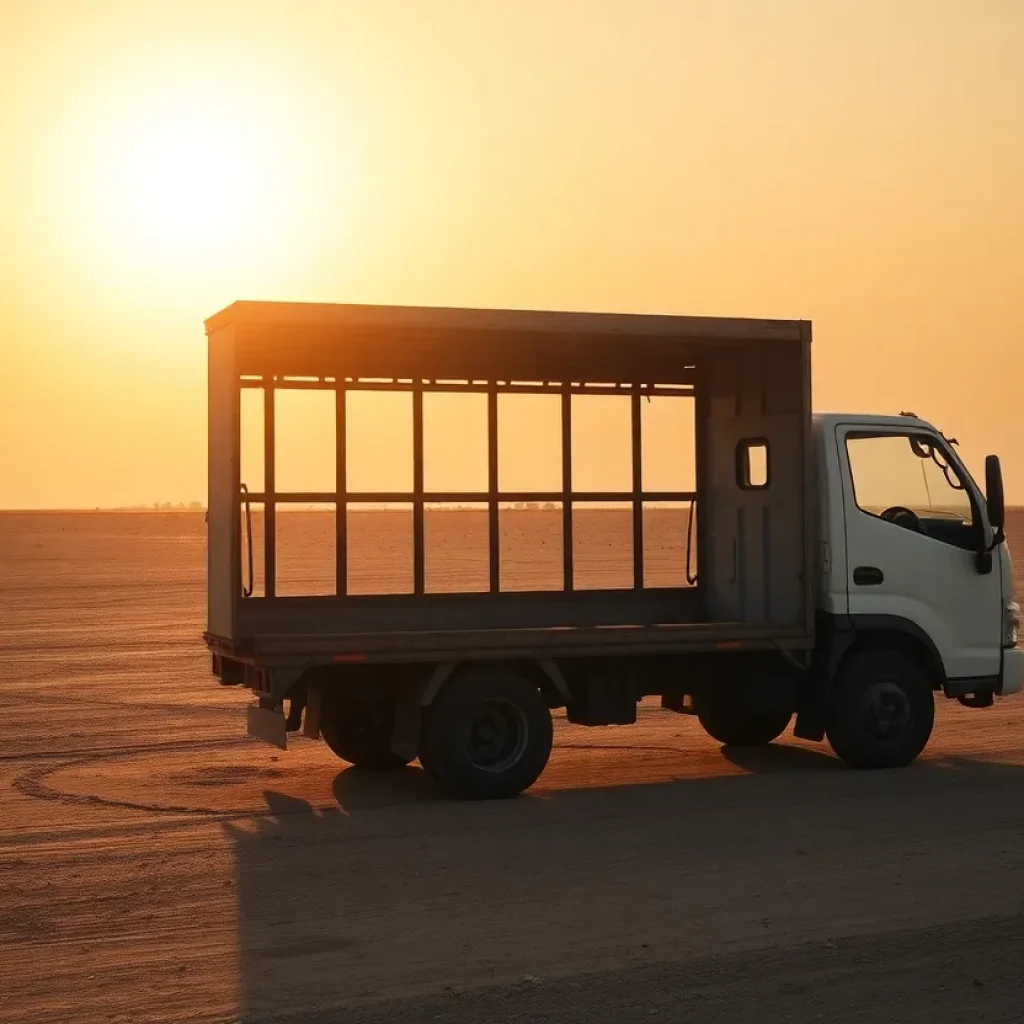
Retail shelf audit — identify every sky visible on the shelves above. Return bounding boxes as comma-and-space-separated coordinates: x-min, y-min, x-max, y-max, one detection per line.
1, 0, 1022, 508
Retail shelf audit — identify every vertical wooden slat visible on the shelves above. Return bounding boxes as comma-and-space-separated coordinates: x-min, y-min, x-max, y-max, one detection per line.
631, 387, 643, 590
561, 385, 573, 591
488, 384, 500, 592
412, 385, 425, 594
335, 385, 347, 596
263, 379, 276, 598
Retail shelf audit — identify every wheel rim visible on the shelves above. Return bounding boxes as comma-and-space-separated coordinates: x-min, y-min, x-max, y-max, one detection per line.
859, 682, 912, 744
467, 698, 529, 773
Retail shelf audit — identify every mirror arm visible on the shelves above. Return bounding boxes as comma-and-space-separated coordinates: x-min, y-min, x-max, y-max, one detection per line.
976, 525, 1005, 575
983, 526, 1006, 554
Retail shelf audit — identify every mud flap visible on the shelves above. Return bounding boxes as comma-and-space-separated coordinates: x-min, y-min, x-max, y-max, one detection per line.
247, 705, 287, 750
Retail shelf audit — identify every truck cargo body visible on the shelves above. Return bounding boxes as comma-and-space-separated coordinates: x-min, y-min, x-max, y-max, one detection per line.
205, 301, 813, 676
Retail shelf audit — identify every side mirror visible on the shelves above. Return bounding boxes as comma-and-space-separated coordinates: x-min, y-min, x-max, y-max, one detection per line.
985, 455, 1006, 532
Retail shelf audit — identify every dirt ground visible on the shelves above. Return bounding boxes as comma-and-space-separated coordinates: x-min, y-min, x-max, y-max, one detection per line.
2, 511, 1023, 1024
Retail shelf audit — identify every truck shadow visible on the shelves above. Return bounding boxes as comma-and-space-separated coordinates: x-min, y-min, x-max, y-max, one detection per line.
224, 746, 1024, 1022
331, 763, 443, 809
324, 737, 843, 812
719, 741, 844, 774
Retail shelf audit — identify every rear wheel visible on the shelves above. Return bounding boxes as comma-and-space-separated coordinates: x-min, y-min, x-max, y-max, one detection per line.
420, 666, 553, 800
826, 649, 934, 769
694, 679, 793, 747
320, 694, 412, 770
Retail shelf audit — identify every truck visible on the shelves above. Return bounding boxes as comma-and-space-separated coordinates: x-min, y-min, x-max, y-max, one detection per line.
203, 300, 1022, 799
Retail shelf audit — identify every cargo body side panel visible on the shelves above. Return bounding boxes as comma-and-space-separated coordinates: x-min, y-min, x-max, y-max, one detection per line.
700, 343, 809, 629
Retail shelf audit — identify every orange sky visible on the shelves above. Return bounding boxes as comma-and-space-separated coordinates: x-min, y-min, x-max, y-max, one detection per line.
1, 0, 1022, 508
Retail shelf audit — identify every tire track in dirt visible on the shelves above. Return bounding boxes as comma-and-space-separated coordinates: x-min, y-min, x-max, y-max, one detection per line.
11, 741, 274, 817
10, 734, 688, 817
0, 689, 240, 717
1, 731, 247, 760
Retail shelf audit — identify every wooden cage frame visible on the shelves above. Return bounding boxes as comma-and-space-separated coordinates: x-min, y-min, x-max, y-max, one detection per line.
239, 376, 698, 599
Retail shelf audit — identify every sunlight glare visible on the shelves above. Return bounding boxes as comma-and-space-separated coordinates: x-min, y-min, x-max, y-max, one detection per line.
115, 103, 260, 249
55, 56, 340, 302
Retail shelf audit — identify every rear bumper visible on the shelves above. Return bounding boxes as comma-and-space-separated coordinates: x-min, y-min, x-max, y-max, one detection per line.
205, 633, 260, 687
1001, 648, 1024, 696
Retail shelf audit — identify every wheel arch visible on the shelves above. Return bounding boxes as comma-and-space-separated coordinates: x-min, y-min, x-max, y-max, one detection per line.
842, 615, 947, 692
422, 658, 570, 709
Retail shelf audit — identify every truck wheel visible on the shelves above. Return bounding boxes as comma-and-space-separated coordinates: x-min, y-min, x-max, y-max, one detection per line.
320, 695, 412, 771
694, 685, 793, 747
826, 649, 934, 769
419, 666, 553, 800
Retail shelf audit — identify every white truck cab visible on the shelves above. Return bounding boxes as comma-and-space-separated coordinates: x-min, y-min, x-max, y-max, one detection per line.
814, 412, 1023, 703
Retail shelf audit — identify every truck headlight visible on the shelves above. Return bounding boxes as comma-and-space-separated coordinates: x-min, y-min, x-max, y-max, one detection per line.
1003, 600, 1020, 648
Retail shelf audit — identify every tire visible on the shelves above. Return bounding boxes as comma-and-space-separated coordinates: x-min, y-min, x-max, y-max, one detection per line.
320, 694, 412, 771
826, 649, 935, 769
694, 678, 793, 747
419, 666, 553, 800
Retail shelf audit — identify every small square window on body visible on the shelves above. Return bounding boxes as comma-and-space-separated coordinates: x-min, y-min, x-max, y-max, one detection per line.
737, 439, 770, 489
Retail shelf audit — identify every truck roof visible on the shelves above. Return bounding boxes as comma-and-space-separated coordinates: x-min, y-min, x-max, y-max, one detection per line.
206, 300, 806, 340
205, 301, 810, 383
813, 412, 933, 432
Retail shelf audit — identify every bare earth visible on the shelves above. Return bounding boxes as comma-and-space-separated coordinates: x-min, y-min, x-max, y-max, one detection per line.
2, 511, 1024, 1024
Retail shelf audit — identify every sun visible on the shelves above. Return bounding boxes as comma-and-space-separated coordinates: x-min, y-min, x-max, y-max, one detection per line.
54, 55, 330, 298
112, 99, 265, 250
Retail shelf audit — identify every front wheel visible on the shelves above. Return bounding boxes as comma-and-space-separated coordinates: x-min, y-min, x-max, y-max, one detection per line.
419, 666, 553, 800
826, 649, 935, 769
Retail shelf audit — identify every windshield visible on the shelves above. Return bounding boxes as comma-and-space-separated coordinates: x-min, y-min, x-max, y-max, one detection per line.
845, 432, 973, 523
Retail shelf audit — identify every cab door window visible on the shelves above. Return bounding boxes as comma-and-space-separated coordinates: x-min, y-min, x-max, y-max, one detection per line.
845, 432, 979, 551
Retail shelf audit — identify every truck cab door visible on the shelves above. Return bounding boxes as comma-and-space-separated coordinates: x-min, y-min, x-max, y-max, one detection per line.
836, 424, 1001, 683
